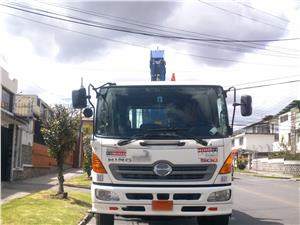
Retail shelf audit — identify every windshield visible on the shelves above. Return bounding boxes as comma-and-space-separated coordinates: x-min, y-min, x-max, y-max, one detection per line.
95, 85, 230, 139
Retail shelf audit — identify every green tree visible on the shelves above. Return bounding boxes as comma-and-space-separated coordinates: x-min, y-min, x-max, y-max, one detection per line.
83, 133, 92, 177
41, 105, 80, 198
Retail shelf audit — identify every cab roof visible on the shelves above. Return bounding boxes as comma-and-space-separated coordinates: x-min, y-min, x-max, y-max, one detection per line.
104, 81, 224, 88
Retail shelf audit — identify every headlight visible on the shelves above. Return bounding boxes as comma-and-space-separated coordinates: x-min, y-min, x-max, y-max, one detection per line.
207, 189, 231, 202
95, 189, 120, 201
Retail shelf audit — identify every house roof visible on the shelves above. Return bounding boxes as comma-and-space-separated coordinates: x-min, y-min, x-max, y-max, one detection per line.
276, 100, 300, 116
233, 115, 275, 135
1, 108, 28, 125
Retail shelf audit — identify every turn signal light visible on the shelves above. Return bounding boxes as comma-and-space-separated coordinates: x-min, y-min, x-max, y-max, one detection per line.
92, 152, 107, 174
219, 153, 233, 174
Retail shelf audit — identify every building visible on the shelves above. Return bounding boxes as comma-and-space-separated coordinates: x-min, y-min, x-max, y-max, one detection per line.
13, 95, 75, 180
232, 116, 277, 169
1, 64, 28, 181
273, 100, 300, 153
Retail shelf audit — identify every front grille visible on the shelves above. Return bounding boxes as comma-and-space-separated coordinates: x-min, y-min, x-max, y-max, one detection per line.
126, 193, 153, 200
181, 206, 206, 212
110, 163, 216, 182
125, 193, 202, 201
157, 193, 169, 200
122, 206, 145, 212
173, 193, 201, 200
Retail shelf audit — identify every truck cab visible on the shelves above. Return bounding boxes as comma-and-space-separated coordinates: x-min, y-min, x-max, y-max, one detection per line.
72, 82, 252, 225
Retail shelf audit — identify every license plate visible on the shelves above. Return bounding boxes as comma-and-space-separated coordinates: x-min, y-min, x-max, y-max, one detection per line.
152, 200, 173, 211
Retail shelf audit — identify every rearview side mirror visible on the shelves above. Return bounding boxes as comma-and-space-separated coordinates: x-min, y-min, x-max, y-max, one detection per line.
72, 88, 87, 109
241, 95, 252, 116
83, 108, 93, 118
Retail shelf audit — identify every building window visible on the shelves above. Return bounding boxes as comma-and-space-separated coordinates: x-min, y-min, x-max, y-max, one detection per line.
231, 139, 235, 146
280, 114, 288, 123
1, 88, 14, 112
40, 104, 48, 121
239, 137, 244, 145
13, 126, 23, 169
296, 130, 300, 144
34, 120, 45, 145
37, 98, 41, 106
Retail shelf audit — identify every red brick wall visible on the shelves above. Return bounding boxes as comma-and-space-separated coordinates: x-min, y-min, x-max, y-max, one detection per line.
32, 143, 74, 168
64, 150, 74, 165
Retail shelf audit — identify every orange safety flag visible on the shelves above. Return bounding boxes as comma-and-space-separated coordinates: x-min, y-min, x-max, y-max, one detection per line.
171, 73, 176, 81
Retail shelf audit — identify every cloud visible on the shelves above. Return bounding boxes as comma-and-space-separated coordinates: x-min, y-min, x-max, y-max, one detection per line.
3, 1, 179, 62
3, 1, 292, 66
166, 1, 290, 67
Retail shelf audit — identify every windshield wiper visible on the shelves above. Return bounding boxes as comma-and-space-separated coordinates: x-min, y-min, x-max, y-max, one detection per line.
117, 133, 158, 146
118, 127, 207, 146
117, 132, 185, 146
143, 127, 208, 146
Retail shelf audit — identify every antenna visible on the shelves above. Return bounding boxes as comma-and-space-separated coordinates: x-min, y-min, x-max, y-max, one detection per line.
80, 77, 83, 88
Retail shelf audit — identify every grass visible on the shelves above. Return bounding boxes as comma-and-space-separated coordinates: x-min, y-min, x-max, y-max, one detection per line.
64, 174, 91, 189
253, 175, 290, 179
1, 190, 91, 225
234, 167, 254, 174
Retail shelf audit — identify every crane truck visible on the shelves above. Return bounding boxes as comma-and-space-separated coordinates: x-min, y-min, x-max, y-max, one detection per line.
72, 51, 252, 225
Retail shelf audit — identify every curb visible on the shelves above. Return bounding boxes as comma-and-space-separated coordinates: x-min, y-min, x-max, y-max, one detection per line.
235, 171, 299, 181
64, 184, 91, 189
78, 212, 93, 225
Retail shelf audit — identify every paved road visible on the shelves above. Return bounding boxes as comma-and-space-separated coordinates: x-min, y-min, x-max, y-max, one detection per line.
87, 174, 299, 225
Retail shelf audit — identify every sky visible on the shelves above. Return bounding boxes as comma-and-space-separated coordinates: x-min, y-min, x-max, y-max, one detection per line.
0, 0, 300, 127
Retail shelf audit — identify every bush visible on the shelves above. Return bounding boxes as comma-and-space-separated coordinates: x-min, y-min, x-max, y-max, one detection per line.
83, 135, 92, 177
237, 161, 247, 170
237, 157, 248, 170
269, 152, 300, 160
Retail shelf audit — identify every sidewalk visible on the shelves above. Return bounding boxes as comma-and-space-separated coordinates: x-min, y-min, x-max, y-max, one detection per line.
235, 169, 299, 180
1, 168, 84, 203
249, 170, 294, 178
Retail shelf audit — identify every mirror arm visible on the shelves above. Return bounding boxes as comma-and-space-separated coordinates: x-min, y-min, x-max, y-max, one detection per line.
226, 86, 238, 129
87, 84, 96, 140
87, 84, 95, 110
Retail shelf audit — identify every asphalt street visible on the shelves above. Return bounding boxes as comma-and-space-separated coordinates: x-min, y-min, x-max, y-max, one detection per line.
87, 174, 299, 225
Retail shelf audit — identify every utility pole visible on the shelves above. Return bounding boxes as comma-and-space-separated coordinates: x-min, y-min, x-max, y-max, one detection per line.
74, 77, 84, 168
78, 77, 84, 167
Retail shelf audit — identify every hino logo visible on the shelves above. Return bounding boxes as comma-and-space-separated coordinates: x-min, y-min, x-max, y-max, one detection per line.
153, 162, 172, 176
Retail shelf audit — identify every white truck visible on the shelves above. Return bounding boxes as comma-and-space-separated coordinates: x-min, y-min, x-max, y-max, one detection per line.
72, 82, 252, 225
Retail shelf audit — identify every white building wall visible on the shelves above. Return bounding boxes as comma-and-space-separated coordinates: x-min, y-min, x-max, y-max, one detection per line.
1, 67, 18, 94
278, 112, 291, 149
232, 133, 274, 153
245, 134, 274, 152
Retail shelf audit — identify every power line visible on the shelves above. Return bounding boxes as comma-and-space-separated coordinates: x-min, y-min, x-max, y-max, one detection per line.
44, 1, 300, 55
2, 11, 299, 69
0, 11, 148, 49
236, 79, 300, 90
230, 74, 300, 87
234, 1, 289, 23
198, 0, 287, 31
169, 50, 300, 67
1, 9, 299, 67
2, 3, 300, 43
6, 1, 300, 59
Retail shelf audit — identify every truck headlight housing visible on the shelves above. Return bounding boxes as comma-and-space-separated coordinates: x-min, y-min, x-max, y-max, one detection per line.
207, 189, 231, 202
95, 189, 120, 201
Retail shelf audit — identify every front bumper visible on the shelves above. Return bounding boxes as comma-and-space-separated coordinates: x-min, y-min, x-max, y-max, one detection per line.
91, 183, 232, 216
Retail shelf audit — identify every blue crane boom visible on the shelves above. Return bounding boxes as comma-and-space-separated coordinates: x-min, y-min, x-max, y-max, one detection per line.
150, 50, 166, 81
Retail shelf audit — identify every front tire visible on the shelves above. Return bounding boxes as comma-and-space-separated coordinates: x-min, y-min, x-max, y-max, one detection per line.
197, 215, 229, 225
95, 214, 114, 225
